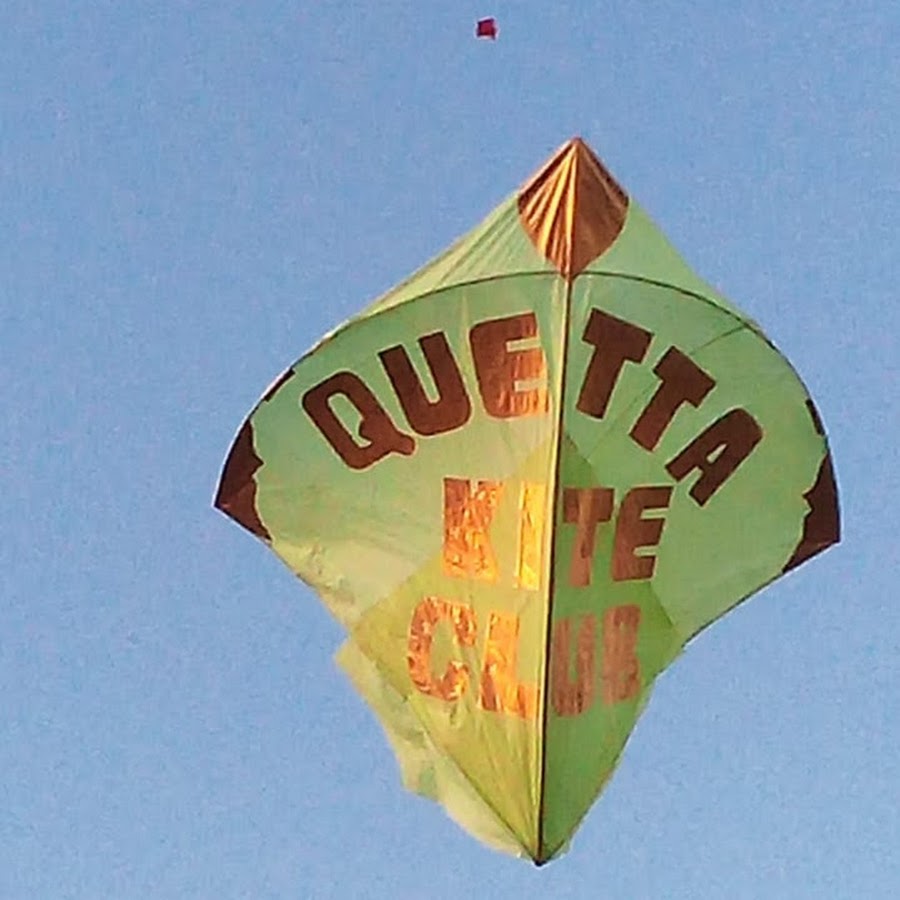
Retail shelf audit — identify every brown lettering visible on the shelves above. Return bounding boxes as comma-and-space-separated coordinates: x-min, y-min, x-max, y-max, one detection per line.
629, 348, 715, 451
470, 312, 548, 418
666, 409, 763, 505
563, 487, 614, 587
379, 332, 471, 436
550, 615, 597, 716
612, 486, 672, 581
601, 604, 641, 705
576, 309, 651, 419
302, 372, 415, 469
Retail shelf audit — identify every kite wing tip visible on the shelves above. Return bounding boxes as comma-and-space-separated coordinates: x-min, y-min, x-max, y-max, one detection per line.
214, 419, 271, 541
782, 451, 840, 573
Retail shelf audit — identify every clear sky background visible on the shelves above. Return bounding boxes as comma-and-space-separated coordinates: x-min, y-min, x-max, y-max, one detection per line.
2, 2, 897, 898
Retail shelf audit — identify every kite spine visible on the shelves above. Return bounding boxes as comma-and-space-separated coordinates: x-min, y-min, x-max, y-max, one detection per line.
534, 275, 575, 865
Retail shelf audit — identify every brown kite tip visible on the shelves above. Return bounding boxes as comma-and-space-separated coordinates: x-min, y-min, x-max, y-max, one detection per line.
783, 453, 840, 573
517, 137, 629, 281
214, 419, 271, 541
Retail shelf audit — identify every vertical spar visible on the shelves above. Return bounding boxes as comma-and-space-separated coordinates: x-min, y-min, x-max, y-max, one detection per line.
515, 139, 630, 863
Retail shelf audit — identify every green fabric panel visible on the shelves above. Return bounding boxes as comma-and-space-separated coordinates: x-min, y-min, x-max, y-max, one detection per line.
336, 638, 528, 858
352, 196, 553, 318
537, 273, 828, 857
539, 437, 682, 858
588, 202, 759, 328
350, 539, 547, 854
566, 275, 826, 638
250, 275, 560, 627
247, 275, 568, 856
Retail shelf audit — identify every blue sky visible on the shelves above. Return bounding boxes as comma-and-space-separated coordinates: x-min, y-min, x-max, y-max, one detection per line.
2, 2, 898, 897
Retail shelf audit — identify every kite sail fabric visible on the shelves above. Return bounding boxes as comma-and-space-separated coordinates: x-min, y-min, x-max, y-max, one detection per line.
215, 138, 839, 864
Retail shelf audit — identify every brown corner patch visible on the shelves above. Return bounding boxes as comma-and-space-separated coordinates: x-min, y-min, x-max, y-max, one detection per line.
517, 137, 628, 281
214, 419, 271, 541
783, 453, 840, 573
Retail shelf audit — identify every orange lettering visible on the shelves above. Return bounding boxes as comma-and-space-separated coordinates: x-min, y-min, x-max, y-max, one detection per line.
442, 478, 503, 581
479, 611, 538, 719
407, 597, 476, 701
516, 482, 547, 590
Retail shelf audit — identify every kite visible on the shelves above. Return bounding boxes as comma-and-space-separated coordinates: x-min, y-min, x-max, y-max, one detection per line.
476, 17, 498, 39
214, 137, 840, 864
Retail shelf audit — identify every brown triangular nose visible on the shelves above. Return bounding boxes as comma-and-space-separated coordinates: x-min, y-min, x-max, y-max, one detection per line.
517, 137, 629, 281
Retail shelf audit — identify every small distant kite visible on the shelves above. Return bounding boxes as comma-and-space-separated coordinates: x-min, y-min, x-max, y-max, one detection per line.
476, 17, 498, 39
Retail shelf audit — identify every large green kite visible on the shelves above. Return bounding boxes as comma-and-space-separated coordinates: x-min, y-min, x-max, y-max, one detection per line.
215, 138, 839, 863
